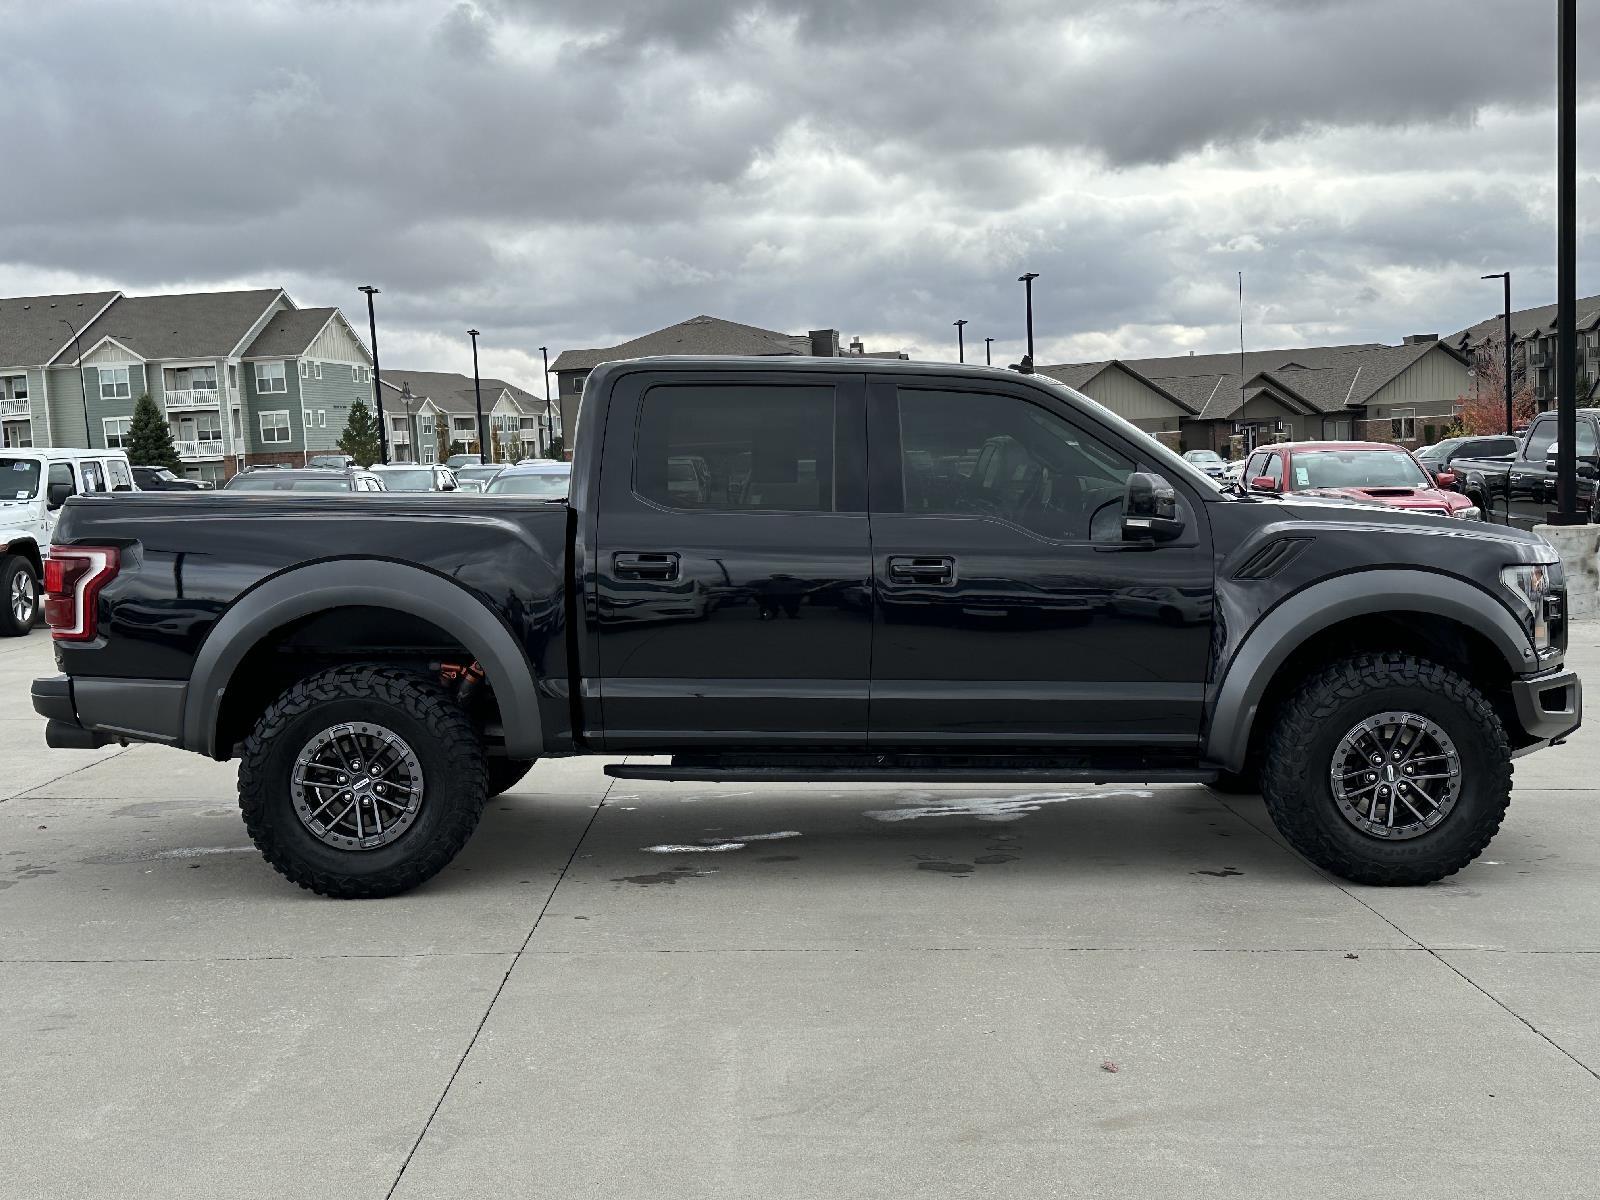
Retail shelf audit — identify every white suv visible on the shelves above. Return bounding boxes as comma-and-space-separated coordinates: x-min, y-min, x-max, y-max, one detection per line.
0, 448, 137, 636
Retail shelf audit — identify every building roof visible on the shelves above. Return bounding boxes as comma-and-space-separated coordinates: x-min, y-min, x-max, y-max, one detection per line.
549, 314, 808, 372
52, 288, 286, 364
378, 368, 545, 415
1447, 292, 1600, 350
1035, 359, 1199, 415
1042, 339, 1461, 421
0, 291, 121, 367
243, 307, 346, 358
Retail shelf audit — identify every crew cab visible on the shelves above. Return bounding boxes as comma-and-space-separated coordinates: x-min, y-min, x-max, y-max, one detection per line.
1450, 409, 1600, 528
1240, 441, 1480, 519
32, 357, 1581, 898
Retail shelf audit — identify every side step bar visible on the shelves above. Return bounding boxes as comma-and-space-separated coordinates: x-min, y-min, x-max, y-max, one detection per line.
606, 765, 1218, 785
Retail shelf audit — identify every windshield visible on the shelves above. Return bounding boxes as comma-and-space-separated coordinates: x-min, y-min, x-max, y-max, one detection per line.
488, 471, 569, 497
0, 457, 42, 500
1292, 449, 1429, 489
377, 469, 436, 491
456, 466, 501, 482
1184, 451, 1224, 465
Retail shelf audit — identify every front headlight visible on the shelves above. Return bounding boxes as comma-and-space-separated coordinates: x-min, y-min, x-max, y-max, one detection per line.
1454, 506, 1481, 520
1500, 564, 1557, 651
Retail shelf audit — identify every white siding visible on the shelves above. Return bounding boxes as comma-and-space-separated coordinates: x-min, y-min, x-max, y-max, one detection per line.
306, 314, 372, 364
1078, 365, 1188, 422
1367, 345, 1469, 415
83, 340, 142, 365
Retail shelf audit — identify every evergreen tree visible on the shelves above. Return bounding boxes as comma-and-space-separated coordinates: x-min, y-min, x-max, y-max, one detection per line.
338, 397, 381, 466
546, 435, 565, 461
126, 393, 182, 472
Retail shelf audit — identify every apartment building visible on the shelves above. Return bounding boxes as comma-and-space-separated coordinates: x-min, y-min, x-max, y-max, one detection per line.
0, 288, 374, 483
1448, 292, 1600, 409
375, 369, 557, 464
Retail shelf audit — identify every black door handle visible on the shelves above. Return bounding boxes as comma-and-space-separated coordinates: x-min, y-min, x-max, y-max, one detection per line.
614, 551, 681, 581
886, 555, 956, 585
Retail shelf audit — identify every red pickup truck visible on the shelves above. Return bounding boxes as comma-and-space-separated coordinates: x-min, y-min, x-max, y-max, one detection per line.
1240, 441, 1480, 519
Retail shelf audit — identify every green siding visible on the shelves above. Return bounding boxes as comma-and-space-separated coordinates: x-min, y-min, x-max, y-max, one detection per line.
46, 367, 90, 446
243, 360, 302, 453
82, 362, 146, 448
295, 359, 370, 456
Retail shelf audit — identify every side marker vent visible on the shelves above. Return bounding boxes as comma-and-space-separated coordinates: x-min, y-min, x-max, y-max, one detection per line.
1233, 538, 1310, 581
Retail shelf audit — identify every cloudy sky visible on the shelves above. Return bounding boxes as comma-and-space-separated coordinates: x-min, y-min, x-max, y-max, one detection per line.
4, 0, 1599, 388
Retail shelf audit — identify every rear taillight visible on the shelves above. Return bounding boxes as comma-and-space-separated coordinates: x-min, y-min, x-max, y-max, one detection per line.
43, 546, 120, 641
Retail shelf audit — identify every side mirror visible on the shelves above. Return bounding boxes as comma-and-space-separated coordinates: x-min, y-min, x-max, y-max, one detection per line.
1123, 472, 1185, 543
1249, 475, 1279, 494
46, 480, 73, 510
1434, 470, 1457, 488
441, 479, 456, 491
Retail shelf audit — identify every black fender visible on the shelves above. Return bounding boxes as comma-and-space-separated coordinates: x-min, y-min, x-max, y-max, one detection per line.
1205, 569, 1535, 771
183, 558, 543, 760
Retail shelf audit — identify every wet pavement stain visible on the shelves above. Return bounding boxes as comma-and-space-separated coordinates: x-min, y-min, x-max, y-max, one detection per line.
612, 867, 714, 886
1194, 867, 1244, 878
916, 861, 975, 876
974, 853, 1019, 865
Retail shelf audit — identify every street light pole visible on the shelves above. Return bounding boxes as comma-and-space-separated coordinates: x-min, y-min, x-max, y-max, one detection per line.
1482, 272, 1514, 436
58, 318, 93, 446
539, 345, 553, 455
1017, 272, 1039, 369
1554, 0, 1580, 523
953, 319, 967, 363
984, 337, 993, 366
468, 329, 487, 463
358, 285, 388, 465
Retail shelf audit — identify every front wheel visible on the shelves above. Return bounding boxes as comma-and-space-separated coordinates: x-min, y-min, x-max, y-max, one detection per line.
1261, 653, 1511, 886
238, 665, 489, 898
0, 555, 38, 637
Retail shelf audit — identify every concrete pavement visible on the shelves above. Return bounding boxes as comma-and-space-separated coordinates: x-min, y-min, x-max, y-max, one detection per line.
1, 631, 1597, 1199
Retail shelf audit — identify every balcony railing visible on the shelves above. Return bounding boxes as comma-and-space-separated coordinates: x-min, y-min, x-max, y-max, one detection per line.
172, 438, 224, 459
166, 388, 223, 409
0, 398, 30, 418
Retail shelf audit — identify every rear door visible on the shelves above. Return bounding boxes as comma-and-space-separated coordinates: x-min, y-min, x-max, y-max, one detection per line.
866, 377, 1214, 748
592, 369, 871, 749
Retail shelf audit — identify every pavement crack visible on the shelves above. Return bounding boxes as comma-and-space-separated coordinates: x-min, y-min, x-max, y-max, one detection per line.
3, 745, 130, 806
1217, 796, 1600, 1085
384, 787, 613, 1199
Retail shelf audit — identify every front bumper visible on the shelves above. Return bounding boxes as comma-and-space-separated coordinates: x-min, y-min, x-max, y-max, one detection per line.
32, 674, 187, 750
1511, 666, 1582, 745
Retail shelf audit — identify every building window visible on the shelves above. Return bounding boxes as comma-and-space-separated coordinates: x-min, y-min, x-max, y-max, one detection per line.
231, 410, 242, 439
303, 408, 313, 429
312, 361, 322, 380
103, 416, 133, 448
256, 362, 287, 394
196, 411, 223, 450
2, 374, 27, 401
318, 410, 327, 428
569, 373, 586, 393
3, 421, 33, 448
300, 361, 310, 379
98, 366, 131, 400
260, 410, 291, 444
228, 364, 238, 393
1390, 408, 1417, 440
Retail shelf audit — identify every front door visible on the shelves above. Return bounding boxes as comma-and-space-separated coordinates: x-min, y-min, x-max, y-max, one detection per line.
867, 379, 1214, 749
592, 370, 871, 749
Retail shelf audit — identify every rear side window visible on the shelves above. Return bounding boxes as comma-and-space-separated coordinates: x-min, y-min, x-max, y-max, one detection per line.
80, 460, 105, 492
106, 459, 133, 491
635, 384, 836, 512
1523, 418, 1556, 462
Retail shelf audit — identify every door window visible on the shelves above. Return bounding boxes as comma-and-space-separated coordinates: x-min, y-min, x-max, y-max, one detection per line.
634, 384, 836, 512
1523, 417, 1556, 462
1577, 422, 1598, 457
106, 459, 133, 491
49, 462, 75, 497
1244, 452, 1269, 481
896, 388, 1134, 542
1263, 454, 1284, 488
80, 460, 106, 492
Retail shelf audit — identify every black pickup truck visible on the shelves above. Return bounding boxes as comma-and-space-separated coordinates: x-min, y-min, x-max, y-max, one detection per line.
1451, 408, 1600, 528
32, 357, 1581, 897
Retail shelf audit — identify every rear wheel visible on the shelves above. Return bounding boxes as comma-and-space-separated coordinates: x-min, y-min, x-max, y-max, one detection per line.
0, 555, 37, 637
238, 665, 488, 898
1261, 653, 1511, 885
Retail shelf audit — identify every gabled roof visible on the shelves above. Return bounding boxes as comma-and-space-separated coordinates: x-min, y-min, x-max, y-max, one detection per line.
0, 291, 121, 367
378, 368, 543, 415
1035, 359, 1199, 415
1448, 292, 1600, 350
550, 314, 808, 372
243, 307, 362, 359
1043, 339, 1465, 419
51, 288, 286, 364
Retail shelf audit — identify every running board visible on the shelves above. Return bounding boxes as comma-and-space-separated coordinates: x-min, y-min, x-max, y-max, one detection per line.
605, 764, 1218, 785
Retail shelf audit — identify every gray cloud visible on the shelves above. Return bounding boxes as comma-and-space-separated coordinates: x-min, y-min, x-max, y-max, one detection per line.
2, 0, 1599, 387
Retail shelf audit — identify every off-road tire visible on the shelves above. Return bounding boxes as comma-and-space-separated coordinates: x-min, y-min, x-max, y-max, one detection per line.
487, 758, 536, 797
0, 554, 38, 637
1261, 653, 1511, 886
239, 665, 488, 898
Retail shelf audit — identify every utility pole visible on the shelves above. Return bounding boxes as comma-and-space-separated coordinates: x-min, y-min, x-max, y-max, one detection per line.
468, 329, 487, 463
984, 337, 993, 366
1017, 272, 1039, 369
1554, 0, 1580, 523
953, 319, 967, 363
1238, 271, 1247, 448
1482, 272, 1514, 436
58, 318, 93, 446
358, 285, 388, 464
539, 345, 553, 455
